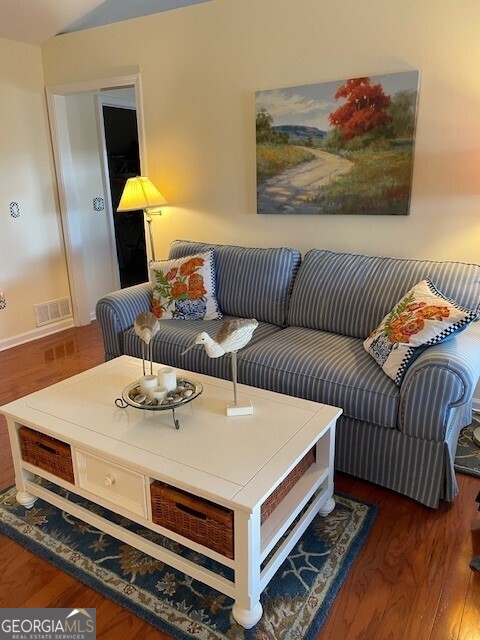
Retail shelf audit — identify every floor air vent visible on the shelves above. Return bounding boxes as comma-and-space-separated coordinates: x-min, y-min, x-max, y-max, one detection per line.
34, 298, 72, 327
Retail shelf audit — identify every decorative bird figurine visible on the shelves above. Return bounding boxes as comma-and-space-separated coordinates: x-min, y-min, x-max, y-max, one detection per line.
134, 311, 160, 375
181, 318, 259, 358
181, 318, 258, 416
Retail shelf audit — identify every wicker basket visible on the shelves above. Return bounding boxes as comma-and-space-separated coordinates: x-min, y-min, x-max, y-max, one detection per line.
151, 483, 235, 558
19, 427, 74, 483
150, 447, 316, 557
260, 446, 316, 524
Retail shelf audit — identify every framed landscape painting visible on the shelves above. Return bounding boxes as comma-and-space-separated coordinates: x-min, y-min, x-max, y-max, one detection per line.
255, 70, 419, 215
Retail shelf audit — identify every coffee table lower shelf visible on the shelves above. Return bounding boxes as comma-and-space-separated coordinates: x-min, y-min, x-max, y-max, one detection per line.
18, 459, 334, 629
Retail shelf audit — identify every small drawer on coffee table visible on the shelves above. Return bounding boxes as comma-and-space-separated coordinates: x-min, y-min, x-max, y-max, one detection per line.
151, 482, 234, 559
19, 426, 74, 483
75, 449, 147, 518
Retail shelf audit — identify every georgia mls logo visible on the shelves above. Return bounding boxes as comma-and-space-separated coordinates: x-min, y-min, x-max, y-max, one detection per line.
65, 609, 94, 631
0, 608, 96, 640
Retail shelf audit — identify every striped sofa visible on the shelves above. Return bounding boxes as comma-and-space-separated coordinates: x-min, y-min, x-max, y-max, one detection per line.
96, 240, 480, 508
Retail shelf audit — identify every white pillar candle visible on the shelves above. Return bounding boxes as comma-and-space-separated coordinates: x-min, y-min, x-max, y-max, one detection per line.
150, 386, 168, 402
157, 367, 177, 392
139, 375, 158, 397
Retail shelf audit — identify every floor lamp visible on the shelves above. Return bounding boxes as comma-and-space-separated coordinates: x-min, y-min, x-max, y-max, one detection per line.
117, 176, 167, 261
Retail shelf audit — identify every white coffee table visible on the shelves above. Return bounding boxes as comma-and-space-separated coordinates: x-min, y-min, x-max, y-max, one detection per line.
1, 355, 341, 629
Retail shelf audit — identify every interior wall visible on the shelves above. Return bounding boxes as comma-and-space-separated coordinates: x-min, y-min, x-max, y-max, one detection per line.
64, 93, 114, 317
41, 0, 480, 266
0, 37, 70, 344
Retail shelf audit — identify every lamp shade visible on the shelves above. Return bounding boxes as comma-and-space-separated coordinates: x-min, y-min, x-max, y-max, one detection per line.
117, 176, 167, 212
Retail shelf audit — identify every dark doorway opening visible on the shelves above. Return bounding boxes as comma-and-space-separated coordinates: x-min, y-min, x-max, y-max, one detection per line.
103, 105, 147, 288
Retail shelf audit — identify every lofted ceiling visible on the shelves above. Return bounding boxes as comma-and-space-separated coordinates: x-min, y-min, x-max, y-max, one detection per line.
0, 0, 211, 46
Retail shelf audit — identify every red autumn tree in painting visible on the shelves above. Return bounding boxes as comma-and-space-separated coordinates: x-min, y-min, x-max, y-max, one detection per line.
329, 77, 392, 140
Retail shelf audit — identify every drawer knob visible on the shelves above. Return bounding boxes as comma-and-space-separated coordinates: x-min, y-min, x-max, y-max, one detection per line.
104, 474, 116, 486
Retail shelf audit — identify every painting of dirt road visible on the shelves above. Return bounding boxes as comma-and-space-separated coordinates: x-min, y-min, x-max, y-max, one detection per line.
256, 70, 419, 215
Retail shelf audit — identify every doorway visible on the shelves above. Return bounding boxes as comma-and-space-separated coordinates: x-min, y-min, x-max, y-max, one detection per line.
46, 74, 149, 326
102, 105, 147, 288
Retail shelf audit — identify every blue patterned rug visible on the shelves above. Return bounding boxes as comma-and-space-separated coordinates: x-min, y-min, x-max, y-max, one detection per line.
0, 483, 376, 640
454, 415, 480, 479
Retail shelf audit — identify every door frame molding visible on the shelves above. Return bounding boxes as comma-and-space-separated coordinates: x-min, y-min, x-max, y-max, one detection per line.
46, 74, 148, 326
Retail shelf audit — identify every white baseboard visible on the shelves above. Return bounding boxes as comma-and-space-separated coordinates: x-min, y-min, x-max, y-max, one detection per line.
0, 318, 75, 352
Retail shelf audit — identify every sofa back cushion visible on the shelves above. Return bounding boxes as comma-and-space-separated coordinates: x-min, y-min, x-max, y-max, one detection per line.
168, 240, 301, 326
288, 249, 480, 339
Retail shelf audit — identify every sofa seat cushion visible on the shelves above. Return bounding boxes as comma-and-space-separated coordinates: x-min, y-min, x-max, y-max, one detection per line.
238, 326, 400, 429
124, 318, 282, 381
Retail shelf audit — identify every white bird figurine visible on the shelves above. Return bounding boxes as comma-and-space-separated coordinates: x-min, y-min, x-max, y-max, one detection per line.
134, 311, 160, 375
181, 318, 259, 358
181, 318, 258, 415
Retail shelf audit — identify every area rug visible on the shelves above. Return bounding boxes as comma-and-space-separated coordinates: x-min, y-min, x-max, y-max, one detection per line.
0, 484, 376, 640
454, 415, 480, 479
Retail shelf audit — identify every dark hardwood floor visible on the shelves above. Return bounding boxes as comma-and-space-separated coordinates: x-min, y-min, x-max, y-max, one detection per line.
0, 322, 479, 639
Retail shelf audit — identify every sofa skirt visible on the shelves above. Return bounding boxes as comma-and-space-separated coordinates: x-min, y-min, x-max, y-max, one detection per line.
335, 402, 471, 508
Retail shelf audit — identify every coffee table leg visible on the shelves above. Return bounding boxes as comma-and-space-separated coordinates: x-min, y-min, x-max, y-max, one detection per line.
319, 496, 336, 517
6, 419, 38, 509
232, 507, 263, 629
16, 491, 38, 509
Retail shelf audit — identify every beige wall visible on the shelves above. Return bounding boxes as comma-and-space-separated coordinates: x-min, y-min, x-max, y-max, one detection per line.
41, 0, 480, 265
0, 38, 70, 344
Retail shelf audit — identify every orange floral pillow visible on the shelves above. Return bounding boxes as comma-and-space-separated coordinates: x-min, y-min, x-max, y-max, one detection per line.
150, 250, 222, 320
364, 279, 477, 385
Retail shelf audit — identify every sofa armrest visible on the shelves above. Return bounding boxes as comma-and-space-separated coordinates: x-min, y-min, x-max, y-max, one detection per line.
399, 321, 480, 441
95, 282, 153, 360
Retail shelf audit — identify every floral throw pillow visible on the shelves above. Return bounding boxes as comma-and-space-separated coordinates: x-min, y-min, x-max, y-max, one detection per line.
150, 250, 222, 320
364, 279, 477, 386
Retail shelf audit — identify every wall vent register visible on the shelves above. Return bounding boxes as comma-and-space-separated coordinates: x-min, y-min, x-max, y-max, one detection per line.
34, 297, 72, 327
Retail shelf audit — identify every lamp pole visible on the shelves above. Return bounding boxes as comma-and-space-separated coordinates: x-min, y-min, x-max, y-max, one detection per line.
145, 209, 156, 261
